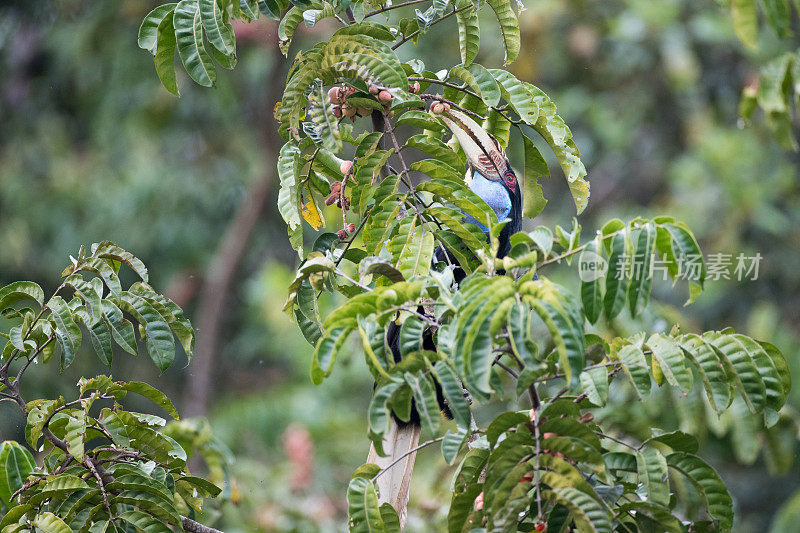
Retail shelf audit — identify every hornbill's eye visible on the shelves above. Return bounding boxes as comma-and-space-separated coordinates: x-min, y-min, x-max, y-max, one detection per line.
503, 170, 517, 189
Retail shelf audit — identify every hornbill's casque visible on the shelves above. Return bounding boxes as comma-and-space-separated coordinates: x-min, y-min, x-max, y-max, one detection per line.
368, 105, 524, 523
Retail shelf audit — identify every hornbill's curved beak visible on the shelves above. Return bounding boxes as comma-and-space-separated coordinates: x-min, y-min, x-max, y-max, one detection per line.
432, 105, 510, 182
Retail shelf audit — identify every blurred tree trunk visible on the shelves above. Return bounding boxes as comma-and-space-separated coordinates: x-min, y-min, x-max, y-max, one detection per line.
183, 39, 286, 418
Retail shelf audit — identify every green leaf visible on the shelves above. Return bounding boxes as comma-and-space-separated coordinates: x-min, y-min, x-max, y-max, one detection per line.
65, 275, 103, 326
447, 484, 482, 533
485, 0, 520, 64
277, 142, 303, 238
102, 299, 138, 355
152, 16, 179, 101
0, 281, 44, 313
455, 0, 479, 66
258, 0, 283, 19
119, 382, 179, 419
636, 447, 670, 506
489, 69, 538, 123
113, 489, 182, 527
138, 3, 178, 52
449, 63, 501, 107
731, 0, 759, 50
396, 110, 445, 132
545, 487, 612, 533
29, 474, 90, 506
506, 302, 536, 368
579, 366, 608, 407
617, 502, 682, 533
311, 326, 354, 384
65, 410, 86, 461
580, 239, 603, 324
603, 231, 628, 319
396, 230, 435, 279
347, 477, 386, 533
404, 371, 440, 436
627, 222, 656, 317
442, 426, 468, 465
667, 452, 734, 530
92, 242, 149, 282
733, 333, 785, 410
486, 411, 529, 447
368, 381, 402, 453
47, 296, 82, 369
307, 80, 341, 151
431, 361, 471, 428
679, 333, 731, 413
379, 503, 401, 532
527, 84, 589, 213
662, 222, 705, 303
522, 134, 548, 219
646, 334, 693, 394
119, 291, 176, 373
199, 0, 236, 56
33, 512, 73, 533
706, 332, 766, 413
520, 278, 585, 388
239, 0, 260, 20
645, 430, 699, 454
174, 0, 217, 87
404, 136, 464, 170
611, 343, 651, 400
0, 441, 36, 505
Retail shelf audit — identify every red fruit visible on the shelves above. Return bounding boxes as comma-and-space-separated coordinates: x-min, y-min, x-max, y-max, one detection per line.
369, 85, 380, 94
332, 105, 343, 119
347, 223, 356, 233
430, 102, 447, 114
377, 90, 393, 104
325, 194, 336, 206
409, 81, 421, 94
474, 491, 484, 511
328, 87, 341, 104
336, 229, 348, 240
339, 161, 353, 176
535, 523, 547, 532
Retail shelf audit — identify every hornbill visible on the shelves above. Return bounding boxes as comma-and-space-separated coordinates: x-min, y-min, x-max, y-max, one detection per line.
368, 104, 524, 524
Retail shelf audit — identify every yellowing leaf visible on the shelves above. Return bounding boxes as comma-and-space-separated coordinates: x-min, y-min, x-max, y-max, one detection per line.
302, 194, 323, 230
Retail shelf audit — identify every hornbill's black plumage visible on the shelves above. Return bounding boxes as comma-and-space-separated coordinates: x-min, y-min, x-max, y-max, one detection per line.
369, 106, 524, 524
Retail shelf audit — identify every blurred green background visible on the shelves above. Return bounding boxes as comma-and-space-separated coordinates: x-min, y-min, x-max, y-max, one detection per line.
1, 0, 799, 530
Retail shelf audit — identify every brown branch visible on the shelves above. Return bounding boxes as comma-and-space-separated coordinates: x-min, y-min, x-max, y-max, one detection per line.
182, 516, 224, 533
183, 46, 286, 418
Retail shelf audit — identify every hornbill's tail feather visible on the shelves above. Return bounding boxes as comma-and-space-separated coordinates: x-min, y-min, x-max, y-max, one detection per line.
367, 420, 421, 528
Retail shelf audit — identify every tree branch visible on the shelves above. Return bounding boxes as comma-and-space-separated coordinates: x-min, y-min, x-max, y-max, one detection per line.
183, 46, 286, 418
182, 516, 224, 533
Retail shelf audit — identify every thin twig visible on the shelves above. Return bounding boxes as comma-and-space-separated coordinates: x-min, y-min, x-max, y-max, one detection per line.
371, 436, 445, 482
392, 5, 471, 50
365, 0, 429, 18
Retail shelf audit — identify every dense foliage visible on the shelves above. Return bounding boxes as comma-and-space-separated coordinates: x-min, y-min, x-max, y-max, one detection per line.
128, 0, 797, 531
0, 245, 228, 532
